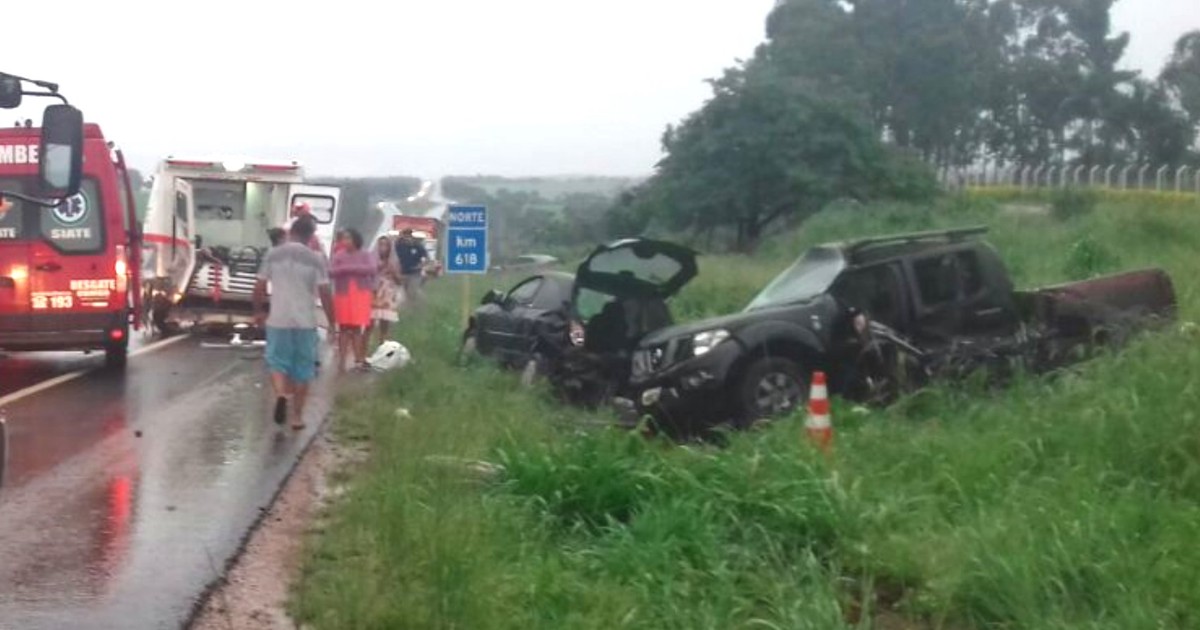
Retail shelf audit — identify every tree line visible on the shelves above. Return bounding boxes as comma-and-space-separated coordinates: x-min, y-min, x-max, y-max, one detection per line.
615, 0, 1200, 251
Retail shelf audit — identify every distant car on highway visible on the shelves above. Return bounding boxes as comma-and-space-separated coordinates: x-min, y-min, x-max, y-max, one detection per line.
490, 254, 560, 273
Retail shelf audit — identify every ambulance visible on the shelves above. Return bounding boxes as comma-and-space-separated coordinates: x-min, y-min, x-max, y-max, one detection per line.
141, 158, 340, 332
0, 72, 140, 369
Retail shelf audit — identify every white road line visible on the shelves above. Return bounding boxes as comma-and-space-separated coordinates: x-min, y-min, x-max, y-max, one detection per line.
130, 333, 190, 358
0, 334, 191, 408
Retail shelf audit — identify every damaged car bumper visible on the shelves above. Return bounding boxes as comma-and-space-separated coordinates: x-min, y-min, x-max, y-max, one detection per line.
618, 340, 743, 432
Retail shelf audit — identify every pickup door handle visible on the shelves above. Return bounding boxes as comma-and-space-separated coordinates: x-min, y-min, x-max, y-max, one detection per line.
974, 307, 1003, 317
35, 262, 62, 272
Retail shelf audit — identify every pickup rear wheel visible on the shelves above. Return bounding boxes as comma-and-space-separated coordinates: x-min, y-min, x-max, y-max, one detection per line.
734, 358, 807, 426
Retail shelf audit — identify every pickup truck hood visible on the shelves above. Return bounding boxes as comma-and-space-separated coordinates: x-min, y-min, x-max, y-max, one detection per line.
638, 297, 838, 347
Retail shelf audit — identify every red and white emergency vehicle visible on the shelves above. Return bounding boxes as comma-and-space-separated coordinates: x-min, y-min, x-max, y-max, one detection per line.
141, 158, 340, 331
0, 120, 141, 368
390, 214, 444, 276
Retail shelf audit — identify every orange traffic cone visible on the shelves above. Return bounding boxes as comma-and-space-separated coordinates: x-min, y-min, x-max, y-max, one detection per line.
805, 371, 833, 453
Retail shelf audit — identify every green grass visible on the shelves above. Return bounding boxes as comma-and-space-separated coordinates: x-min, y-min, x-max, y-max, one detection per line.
292, 193, 1200, 629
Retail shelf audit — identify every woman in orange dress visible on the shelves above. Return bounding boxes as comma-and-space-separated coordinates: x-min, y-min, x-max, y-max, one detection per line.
329, 229, 377, 372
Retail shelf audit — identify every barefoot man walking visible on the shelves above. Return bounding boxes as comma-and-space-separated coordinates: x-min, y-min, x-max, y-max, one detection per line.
253, 215, 336, 429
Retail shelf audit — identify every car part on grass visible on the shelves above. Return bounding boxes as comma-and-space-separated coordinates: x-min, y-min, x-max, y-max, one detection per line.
367, 341, 411, 372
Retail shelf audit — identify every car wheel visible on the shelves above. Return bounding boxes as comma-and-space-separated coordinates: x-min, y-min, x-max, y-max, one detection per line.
519, 354, 546, 387
734, 357, 807, 426
457, 330, 480, 366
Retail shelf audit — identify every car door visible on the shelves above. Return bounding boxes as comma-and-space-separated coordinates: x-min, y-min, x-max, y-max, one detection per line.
832, 262, 909, 331
168, 178, 197, 294
288, 185, 340, 258
909, 248, 1014, 343
490, 277, 543, 359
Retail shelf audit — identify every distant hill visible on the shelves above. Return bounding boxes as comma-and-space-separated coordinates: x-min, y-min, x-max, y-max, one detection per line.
444, 175, 643, 201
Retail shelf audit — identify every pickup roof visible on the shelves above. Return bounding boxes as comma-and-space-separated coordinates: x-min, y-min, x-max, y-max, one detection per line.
623, 227, 1176, 434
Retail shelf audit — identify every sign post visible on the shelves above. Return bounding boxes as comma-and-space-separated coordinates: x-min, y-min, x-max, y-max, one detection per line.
445, 205, 489, 328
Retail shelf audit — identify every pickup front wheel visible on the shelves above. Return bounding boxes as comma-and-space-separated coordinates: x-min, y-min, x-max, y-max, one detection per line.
733, 357, 807, 426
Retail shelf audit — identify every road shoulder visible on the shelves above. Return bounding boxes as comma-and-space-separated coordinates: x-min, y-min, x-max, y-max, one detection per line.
191, 432, 334, 630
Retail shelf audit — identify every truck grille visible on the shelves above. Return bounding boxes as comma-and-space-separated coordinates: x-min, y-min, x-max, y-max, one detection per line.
188, 262, 257, 298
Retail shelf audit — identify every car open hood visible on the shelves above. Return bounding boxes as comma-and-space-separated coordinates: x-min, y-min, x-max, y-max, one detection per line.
575, 239, 698, 300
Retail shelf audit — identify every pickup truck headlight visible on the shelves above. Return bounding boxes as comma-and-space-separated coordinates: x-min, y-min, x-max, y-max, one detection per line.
692, 329, 730, 356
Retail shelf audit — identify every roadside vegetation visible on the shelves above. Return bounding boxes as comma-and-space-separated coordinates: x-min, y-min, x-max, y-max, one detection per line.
292, 192, 1200, 629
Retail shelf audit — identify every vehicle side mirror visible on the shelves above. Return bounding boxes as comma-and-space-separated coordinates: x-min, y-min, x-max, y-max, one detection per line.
481, 289, 502, 305
0, 75, 21, 109
38, 104, 84, 198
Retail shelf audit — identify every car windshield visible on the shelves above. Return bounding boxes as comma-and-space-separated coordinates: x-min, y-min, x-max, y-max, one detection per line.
745, 246, 846, 311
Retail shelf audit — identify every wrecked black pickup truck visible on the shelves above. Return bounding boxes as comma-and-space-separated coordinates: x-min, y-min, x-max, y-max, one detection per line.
618, 226, 1176, 434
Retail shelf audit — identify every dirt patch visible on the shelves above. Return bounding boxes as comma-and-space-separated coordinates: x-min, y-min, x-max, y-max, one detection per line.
192, 433, 336, 630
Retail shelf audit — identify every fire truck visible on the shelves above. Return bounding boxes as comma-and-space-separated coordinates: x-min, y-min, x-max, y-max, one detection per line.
141, 158, 341, 332
0, 72, 140, 369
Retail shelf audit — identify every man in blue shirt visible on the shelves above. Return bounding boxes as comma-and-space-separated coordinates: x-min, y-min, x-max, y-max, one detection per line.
395, 229, 429, 307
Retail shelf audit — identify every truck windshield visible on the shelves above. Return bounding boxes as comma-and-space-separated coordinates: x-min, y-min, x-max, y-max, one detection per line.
745, 246, 845, 311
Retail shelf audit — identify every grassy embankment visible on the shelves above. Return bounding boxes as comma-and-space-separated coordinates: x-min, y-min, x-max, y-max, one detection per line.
292, 192, 1200, 629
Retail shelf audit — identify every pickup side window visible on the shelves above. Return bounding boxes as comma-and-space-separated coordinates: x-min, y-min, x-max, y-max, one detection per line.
959, 251, 984, 296
914, 254, 959, 306
912, 249, 1015, 340
833, 264, 905, 329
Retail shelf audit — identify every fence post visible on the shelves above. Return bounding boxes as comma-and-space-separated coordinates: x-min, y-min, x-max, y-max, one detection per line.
1073, 165, 1085, 186
1139, 164, 1151, 190
1176, 166, 1188, 194
1089, 165, 1101, 187
1021, 166, 1031, 189
1105, 165, 1116, 188
1034, 166, 1045, 189
1156, 165, 1169, 192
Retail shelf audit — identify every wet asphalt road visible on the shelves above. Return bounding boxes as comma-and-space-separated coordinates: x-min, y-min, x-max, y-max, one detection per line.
0, 333, 338, 629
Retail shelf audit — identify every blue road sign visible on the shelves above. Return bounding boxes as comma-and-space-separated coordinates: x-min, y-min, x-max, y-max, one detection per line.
446, 205, 488, 274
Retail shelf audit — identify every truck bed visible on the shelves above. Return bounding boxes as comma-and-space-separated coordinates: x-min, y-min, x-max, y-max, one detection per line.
1015, 268, 1177, 338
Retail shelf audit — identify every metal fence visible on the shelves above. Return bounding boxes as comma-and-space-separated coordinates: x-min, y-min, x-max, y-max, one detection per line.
937, 164, 1200, 196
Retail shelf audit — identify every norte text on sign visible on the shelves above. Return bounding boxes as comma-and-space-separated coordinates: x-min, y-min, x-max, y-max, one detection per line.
446, 204, 489, 274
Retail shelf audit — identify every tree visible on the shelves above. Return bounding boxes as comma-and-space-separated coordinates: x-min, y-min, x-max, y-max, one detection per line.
641, 60, 932, 252
1162, 31, 1200, 137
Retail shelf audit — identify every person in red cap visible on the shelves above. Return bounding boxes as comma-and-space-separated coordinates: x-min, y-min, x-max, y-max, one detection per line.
287, 202, 326, 256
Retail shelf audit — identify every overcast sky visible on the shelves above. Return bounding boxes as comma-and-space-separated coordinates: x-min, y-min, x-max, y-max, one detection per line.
9, 0, 1198, 178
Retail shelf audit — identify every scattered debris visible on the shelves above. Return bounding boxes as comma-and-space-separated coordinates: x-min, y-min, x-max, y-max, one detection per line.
423, 455, 505, 481
367, 341, 411, 372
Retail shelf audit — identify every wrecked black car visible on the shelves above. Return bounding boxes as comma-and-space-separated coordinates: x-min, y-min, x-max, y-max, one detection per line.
621, 227, 1176, 434
460, 239, 698, 393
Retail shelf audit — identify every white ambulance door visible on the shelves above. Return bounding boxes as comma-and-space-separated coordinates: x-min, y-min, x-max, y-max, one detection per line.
171, 178, 197, 292
288, 184, 340, 257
